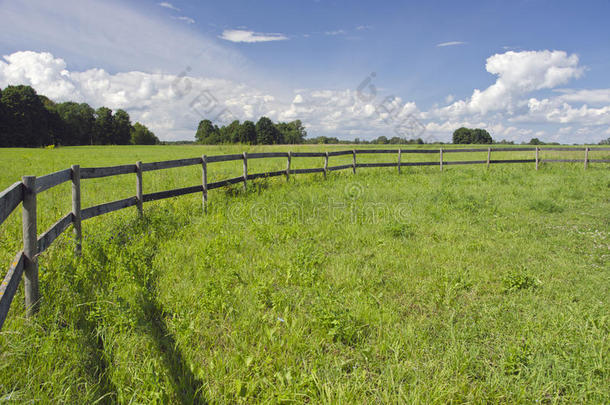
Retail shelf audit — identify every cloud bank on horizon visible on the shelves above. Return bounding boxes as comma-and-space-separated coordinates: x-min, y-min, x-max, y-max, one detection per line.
2, 49, 608, 143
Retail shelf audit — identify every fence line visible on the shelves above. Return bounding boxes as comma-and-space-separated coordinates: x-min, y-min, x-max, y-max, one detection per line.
1, 146, 609, 329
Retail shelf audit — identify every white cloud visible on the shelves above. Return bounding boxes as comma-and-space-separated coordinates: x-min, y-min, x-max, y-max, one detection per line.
436, 41, 466, 47
554, 88, 610, 105
220, 29, 288, 43
174, 16, 195, 24
444, 94, 454, 104
435, 50, 585, 117
325, 30, 346, 36
158, 2, 179, 11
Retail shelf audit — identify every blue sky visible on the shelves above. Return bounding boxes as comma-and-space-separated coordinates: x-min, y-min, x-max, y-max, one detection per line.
1, 0, 609, 143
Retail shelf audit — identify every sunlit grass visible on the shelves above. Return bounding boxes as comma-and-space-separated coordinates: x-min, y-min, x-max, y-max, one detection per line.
0, 145, 608, 403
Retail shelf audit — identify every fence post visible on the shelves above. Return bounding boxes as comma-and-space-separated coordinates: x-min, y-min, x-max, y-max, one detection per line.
136, 161, 143, 216
398, 149, 402, 173
440, 148, 443, 171
352, 150, 356, 174
584, 147, 589, 169
201, 155, 208, 213
324, 152, 329, 179
487, 147, 491, 169
71, 165, 82, 256
22, 175, 39, 316
243, 152, 248, 192
535, 147, 539, 171
286, 151, 291, 181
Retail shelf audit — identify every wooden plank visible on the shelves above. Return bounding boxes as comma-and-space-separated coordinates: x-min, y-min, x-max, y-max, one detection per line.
589, 159, 610, 163
324, 152, 329, 179
490, 147, 536, 152
439, 148, 443, 172
0, 251, 25, 330
37, 213, 74, 254
82, 197, 138, 220
247, 170, 287, 180
286, 152, 291, 180
80, 164, 137, 179
355, 149, 399, 154
397, 149, 402, 173
540, 159, 582, 163
592, 147, 610, 151
141, 157, 202, 172
540, 147, 586, 152
290, 151, 327, 157
327, 164, 353, 172
356, 163, 398, 168
490, 159, 536, 164
201, 155, 208, 213
0, 181, 23, 226
399, 162, 439, 167
136, 161, 143, 216
22, 176, 38, 316
246, 152, 289, 159
291, 168, 325, 175
443, 160, 487, 166
35, 168, 72, 193
352, 150, 356, 174
207, 176, 245, 190
442, 148, 489, 153
584, 147, 589, 169
535, 147, 539, 171
71, 165, 82, 255
243, 152, 248, 192
142, 185, 202, 203
206, 154, 244, 163
487, 147, 491, 169
327, 150, 354, 157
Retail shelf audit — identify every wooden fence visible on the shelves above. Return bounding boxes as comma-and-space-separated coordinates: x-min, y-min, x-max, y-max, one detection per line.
1, 146, 609, 329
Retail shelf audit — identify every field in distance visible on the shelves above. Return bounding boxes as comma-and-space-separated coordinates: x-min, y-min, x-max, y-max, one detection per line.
0, 145, 608, 403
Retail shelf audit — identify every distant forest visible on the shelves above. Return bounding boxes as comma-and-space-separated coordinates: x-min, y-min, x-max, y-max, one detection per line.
0, 85, 159, 147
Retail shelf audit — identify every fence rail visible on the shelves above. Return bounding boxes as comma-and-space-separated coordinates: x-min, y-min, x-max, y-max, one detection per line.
0, 146, 609, 329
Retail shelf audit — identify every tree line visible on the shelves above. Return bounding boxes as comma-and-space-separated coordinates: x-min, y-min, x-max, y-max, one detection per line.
0, 85, 159, 147
195, 117, 307, 144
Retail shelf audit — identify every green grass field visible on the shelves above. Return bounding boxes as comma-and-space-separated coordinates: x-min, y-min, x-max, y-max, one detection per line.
0, 145, 609, 403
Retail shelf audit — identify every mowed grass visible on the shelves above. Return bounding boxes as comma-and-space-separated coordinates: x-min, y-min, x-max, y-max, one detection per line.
0, 145, 609, 403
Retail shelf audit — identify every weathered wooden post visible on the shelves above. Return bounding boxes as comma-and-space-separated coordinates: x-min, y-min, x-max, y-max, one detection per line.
71, 165, 82, 255
584, 147, 589, 169
286, 151, 291, 181
398, 149, 402, 173
535, 147, 539, 171
352, 150, 357, 174
136, 161, 143, 216
439, 148, 443, 171
324, 152, 329, 179
201, 155, 208, 212
242, 152, 248, 192
487, 147, 491, 169
22, 175, 39, 316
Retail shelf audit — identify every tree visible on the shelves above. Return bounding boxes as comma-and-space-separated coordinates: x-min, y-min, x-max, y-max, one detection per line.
256, 117, 282, 144
276, 120, 307, 144
453, 127, 493, 144
528, 138, 543, 145
94, 107, 114, 145
195, 119, 220, 144
0, 85, 51, 147
238, 120, 257, 144
599, 137, 610, 145
112, 109, 132, 145
130, 122, 159, 145
55, 102, 96, 145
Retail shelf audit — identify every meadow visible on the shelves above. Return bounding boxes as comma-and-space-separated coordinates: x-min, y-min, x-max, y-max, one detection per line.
0, 145, 608, 403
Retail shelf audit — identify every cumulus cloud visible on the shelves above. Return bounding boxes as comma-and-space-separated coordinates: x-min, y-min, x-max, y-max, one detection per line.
220, 29, 288, 43
435, 50, 585, 117
1, 49, 609, 144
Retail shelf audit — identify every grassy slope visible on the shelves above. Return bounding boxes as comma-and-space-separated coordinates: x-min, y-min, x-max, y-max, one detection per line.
0, 145, 609, 403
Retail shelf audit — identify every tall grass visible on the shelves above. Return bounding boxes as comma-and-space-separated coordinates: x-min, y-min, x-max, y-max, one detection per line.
0, 145, 608, 403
